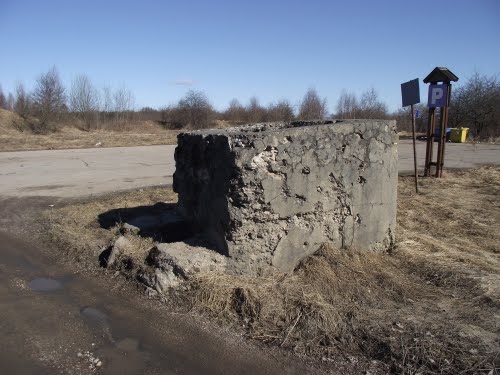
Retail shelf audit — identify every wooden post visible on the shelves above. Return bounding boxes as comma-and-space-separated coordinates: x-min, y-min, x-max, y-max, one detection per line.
438, 84, 452, 178
435, 106, 445, 177
424, 107, 436, 176
411, 104, 419, 193
423, 67, 459, 178
424, 108, 432, 176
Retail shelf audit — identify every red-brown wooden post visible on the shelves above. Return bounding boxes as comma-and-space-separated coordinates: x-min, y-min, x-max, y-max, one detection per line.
423, 67, 458, 178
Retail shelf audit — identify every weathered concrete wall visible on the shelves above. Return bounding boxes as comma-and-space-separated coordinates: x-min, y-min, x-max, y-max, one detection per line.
173, 120, 398, 275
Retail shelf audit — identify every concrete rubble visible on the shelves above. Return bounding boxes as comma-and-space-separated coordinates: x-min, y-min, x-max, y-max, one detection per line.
138, 242, 226, 292
106, 235, 133, 267
172, 120, 398, 275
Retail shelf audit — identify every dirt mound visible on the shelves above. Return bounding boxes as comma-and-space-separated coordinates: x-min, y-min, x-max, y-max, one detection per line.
0, 108, 26, 131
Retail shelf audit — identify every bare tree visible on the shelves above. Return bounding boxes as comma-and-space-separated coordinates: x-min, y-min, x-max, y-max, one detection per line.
31, 66, 66, 130
14, 82, 31, 118
113, 86, 135, 124
268, 99, 295, 121
6, 93, 15, 111
298, 88, 327, 120
358, 87, 388, 119
0, 85, 6, 109
177, 90, 213, 129
336, 90, 358, 119
246, 96, 267, 123
393, 103, 428, 133
70, 75, 100, 130
449, 72, 500, 137
101, 86, 113, 112
159, 105, 185, 129
224, 98, 246, 124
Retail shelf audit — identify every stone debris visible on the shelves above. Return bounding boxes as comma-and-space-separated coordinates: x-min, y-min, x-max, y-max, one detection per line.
148, 242, 227, 277
173, 120, 398, 274
77, 349, 102, 371
121, 222, 140, 235
106, 235, 133, 267
138, 241, 227, 293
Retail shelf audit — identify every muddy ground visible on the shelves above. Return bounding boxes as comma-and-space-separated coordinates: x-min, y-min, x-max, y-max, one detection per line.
0, 196, 324, 374
39, 167, 500, 373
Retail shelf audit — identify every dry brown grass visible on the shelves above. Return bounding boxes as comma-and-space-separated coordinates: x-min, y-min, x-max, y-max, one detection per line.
43, 167, 500, 373
189, 167, 500, 374
0, 109, 179, 151
44, 187, 177, 267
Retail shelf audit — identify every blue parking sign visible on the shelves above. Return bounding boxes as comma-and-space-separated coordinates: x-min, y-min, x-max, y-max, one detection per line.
428, 84, 448, 108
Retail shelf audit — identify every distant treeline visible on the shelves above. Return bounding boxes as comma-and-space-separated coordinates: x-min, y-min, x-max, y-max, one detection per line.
1, 67, 498, 138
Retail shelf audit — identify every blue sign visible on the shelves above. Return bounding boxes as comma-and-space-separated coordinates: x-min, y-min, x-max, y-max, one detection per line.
428, 84, 448, 108
401, 79, 420, 107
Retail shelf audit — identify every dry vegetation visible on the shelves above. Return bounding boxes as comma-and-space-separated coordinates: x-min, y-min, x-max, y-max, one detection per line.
190, 167, 500, 373
44, 168, 500, 374
44, 188, 177, 268
0, 109, 178, 151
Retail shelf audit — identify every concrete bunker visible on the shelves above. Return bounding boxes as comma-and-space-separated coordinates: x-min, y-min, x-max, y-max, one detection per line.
173, 120, 398, 275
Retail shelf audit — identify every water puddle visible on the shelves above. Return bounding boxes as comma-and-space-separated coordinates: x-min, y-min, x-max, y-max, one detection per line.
28, 277, 63, 291
116, 337, 140, 352
80, 306, 109, 325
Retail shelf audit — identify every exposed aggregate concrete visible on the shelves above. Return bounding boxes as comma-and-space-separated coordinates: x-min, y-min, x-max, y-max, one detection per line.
173, 120, 398, 275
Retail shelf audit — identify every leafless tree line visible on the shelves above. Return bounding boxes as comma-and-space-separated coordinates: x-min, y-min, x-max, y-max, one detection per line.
1, 69, 498, 137
0, 67, 135, 133
336, 87, 389, 120
448, 72, 500, 138
158, 88, 328, 129
221, 88, 328, 124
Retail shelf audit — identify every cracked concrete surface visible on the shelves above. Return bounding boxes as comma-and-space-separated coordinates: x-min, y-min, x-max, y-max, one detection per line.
173, 120, 398, 274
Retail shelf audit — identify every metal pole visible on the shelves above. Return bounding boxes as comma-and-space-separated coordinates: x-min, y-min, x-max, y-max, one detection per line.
411, 104, 419, 193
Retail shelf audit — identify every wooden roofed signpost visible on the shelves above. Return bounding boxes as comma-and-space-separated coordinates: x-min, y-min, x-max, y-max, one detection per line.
423, 67, 459, 178
401, 78, 421, 193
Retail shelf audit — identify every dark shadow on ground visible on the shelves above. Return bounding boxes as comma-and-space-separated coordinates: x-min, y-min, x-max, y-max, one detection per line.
97, 202, 194, 243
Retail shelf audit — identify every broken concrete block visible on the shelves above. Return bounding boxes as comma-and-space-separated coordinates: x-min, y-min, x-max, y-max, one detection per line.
121, 223, 140, 236
154, 268, 181, 291
147, 242, 227, 278
173, 120, 398, 274
107, 235, 133, 267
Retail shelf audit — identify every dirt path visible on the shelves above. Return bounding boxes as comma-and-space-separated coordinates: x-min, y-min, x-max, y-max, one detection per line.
0, 196, 315, 374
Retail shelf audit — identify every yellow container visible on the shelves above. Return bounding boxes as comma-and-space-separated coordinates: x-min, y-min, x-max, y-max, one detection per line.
450, 127, 469, 143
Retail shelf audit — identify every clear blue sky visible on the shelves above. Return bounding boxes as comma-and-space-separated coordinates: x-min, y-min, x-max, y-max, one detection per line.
1, 0, 499, 113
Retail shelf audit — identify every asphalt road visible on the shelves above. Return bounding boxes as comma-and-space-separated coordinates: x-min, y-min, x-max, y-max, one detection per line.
1, 140, 499, 198
0, 145, 176, 198
397, 138, 500, 175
